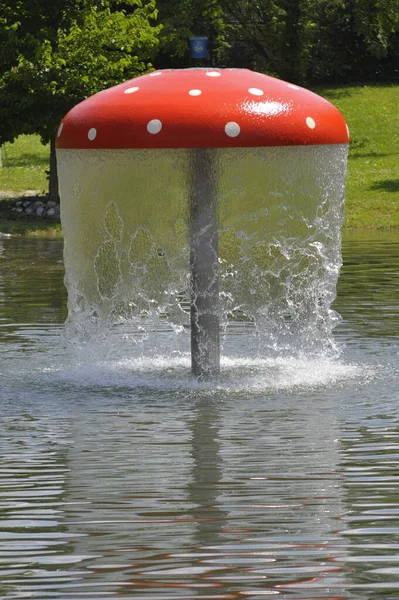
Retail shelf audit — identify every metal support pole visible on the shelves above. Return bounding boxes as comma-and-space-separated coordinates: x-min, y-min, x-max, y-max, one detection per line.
190, 148, 220, 378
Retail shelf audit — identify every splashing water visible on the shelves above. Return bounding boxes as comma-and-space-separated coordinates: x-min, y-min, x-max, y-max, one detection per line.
57, 145, 348, 367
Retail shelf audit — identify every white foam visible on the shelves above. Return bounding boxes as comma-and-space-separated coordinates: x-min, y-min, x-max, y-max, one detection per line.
46, 353, 370, 395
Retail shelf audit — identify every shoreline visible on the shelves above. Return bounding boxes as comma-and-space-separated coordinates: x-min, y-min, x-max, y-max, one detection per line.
0, 191, 62, 237
1, 190, 399, 238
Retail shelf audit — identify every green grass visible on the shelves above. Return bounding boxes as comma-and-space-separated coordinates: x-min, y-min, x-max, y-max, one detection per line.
0, 135, 62, 235
319, 84, 399, 229
1, 84, 398, 232
0, 135, 49, 193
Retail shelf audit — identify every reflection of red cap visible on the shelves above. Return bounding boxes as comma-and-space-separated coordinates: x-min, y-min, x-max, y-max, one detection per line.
56, 69, 349, 150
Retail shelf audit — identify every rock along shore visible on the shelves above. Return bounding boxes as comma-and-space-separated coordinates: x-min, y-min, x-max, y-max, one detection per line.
0, 190, 60, 219
12, 197, 60, 218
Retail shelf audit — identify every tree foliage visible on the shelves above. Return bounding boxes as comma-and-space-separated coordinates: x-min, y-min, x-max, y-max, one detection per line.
0, 0, 161, 145
0, 0, 398, 199
220, 0, 399, 83
154, 0, 399, 84
352, 0, 399, 57
155, 0, 230, 67
308, 0, 399, 82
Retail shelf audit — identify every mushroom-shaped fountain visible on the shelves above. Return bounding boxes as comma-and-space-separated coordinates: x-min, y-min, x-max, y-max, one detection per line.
56, 68, 349, 378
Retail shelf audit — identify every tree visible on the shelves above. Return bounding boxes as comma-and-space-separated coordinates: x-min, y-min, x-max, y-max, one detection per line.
309, 0, 399, 83
0, 0, 161, 200
154, 0, 230, 68
220, 0, 286, 73
352, 0, 399, 58
161, 0, 399, 83
279, 0, 319, 83
218, 0, 319, 83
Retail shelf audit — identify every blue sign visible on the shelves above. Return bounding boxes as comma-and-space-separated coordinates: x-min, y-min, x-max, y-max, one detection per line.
190, 37, 208, 59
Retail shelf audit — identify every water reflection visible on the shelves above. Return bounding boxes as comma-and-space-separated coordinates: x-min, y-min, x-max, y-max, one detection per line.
335, 234, 399, 340
189, 402, 227, 547
0, 414, 83, 598
0, 235, 399, 598
0, 394, 352, 598
337, 410, 399, 593
189, 396, 350, 597
0, 237, 66, 355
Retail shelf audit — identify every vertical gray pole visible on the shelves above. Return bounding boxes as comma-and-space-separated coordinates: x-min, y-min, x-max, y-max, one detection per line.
190, 148, 220, 378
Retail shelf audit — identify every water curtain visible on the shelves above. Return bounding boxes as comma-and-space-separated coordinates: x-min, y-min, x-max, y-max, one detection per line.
56, 68, 349, 377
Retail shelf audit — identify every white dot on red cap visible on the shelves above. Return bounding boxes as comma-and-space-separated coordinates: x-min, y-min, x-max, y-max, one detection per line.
57, 123, 63, 137
248, 88, 264, 96
225, 122, 240, 137
306, 117, 316, 130
288, 83, 300, 90
206, 71, 221, 77
124, 86, 139, 94
147, 119, 162, 134
189, 89, 202, 96
149, 72, 162, 77
88, 128, 97, 141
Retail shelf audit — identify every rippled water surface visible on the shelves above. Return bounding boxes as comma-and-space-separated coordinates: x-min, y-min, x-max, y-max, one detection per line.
0, 234, 399, 599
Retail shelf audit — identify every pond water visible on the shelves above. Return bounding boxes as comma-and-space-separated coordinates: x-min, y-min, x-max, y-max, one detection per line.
0, 233, 399, 599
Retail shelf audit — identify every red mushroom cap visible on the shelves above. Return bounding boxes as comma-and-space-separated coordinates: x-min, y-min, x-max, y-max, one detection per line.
56, 68, 349, 150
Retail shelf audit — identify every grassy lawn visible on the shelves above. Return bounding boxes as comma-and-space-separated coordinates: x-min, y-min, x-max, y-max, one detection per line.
0, 83, 398, 233
0, 135, 61, 235
319, 84, 399, 229
0, 135, 49, 193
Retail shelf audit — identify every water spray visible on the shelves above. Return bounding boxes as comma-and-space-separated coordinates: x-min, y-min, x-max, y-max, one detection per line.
56, 68, 349, 378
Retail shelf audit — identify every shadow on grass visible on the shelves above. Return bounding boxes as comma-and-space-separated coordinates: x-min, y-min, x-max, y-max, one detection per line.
369, 179, 399, 193
349, 139, 393, 159
351, 151, 392, 159
319, 88, 353, 100
2, 152, 49, 168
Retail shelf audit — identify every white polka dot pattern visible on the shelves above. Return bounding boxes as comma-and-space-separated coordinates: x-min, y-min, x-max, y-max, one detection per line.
225, 122, 240, 137
118, 72, 318, 141
147, 119, 162, 134
57, 68, 349, 149
88, 128, 97, 141
306, 117, 316, 130
248, 88, 264, 96
124, 86, 140, 94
